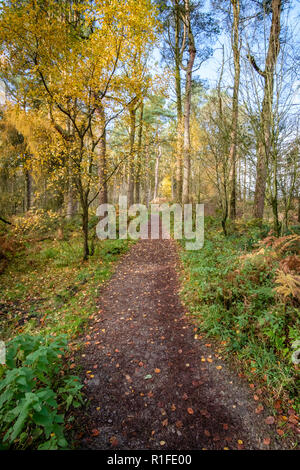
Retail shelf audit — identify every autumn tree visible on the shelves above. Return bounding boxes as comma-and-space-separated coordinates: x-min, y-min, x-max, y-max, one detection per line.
0, 0, 158, 259
157, 0, 218, 203
247, 0, 282, 221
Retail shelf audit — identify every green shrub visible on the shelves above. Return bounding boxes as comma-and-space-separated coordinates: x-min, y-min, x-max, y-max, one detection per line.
180, 218, 300, 410
0, 334, 83, 450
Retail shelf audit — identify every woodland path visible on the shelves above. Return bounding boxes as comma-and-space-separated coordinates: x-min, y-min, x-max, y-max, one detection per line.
75, 220, 288, 450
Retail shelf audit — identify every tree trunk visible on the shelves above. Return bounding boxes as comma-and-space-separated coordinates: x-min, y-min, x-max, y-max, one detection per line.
174, 0, 183, 202
128, 100, 138, 206
271, 197, 280, 236
77, 173, 90, 260
243, 155, 247, 215
25, 170, 33, 211
182, 0, 196, 205
66, 177, 77, 219
251, 0, 282, 220
144, 140, 151, 206
82, 202, 89, 261
154, 145, 162, 200
135, 102, 144, 204
229, 0, 241, 220
98, 104, 108, 205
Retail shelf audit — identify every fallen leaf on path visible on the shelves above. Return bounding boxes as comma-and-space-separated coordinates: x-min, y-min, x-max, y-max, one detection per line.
160, 441, 166, 446
288, 415, 298, 425
187, 408, 194, 415
162, 419, 168, 427
255, 404, 264, 414
263, 437, 271, 446
154, 368, 161, 374
265, 416, 275, 425
277, 429, 284, 436
109, 436, 118, 447
204, 430, 211, 437
91, 429, 100, 437
216, 365, 222, 370
280, 415, 288, 422
171, 404, 176, 411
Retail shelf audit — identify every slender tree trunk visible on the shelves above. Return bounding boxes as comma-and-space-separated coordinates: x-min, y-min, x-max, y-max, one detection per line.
229, 0, 241, 220
297, 195, 300, 223
154, 145, 161, 200
65, 116, 77, 218
182, 0, 196, 205
128, 100, 138, 206
25, 169, 33, 212
271, 198, 280, 236
98, 104, 108, 205
135, 102, 144, 204
82, 200, 89, 261
66, 177, 77, 219
175, 0, 183, 202
243, 156, 247, 215
76, 170, 90, 260
250, 0, 282, 220
144, 139, 151, 206
171, 175, 175, 200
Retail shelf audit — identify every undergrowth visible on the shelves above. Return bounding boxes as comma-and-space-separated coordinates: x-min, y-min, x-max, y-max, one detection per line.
0, 212, 132, 449
180, 217, 300, 414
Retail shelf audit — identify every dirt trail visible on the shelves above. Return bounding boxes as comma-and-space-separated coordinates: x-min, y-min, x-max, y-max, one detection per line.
75, 225, 289, 450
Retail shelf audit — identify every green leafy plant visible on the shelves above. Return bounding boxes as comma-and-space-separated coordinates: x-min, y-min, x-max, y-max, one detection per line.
180, 219, 300, 411
0, 334, 83, 450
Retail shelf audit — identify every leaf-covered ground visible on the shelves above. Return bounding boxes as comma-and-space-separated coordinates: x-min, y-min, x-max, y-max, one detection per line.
73, 229, 298, 450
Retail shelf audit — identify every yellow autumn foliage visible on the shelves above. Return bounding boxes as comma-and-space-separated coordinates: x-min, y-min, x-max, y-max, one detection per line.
275, 270, 300, 302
